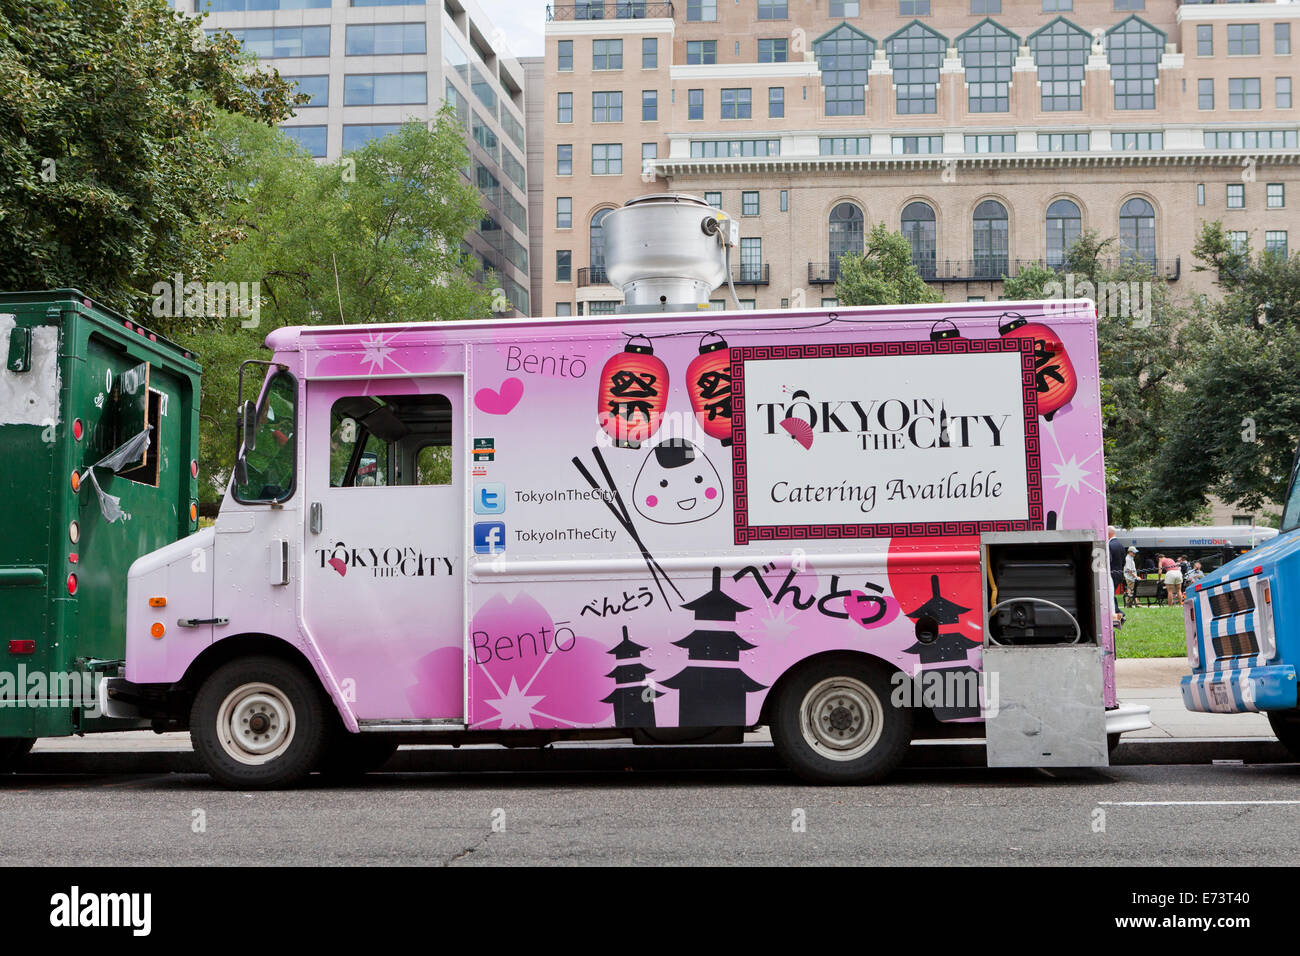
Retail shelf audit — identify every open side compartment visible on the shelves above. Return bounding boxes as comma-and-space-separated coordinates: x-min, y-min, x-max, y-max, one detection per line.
982, 530, 1109, 768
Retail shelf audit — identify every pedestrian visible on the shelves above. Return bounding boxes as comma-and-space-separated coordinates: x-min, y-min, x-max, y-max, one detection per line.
1187, 561, 1205, 588
1164, 558, 1184, 607
1107, 526, 1125, 615
1123, 546, 1139, 607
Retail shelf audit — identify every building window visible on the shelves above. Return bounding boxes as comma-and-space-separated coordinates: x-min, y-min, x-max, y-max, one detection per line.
901, 201, 936, 278
642, 141, 658, 161
1107, 17, 1164, 111
721, 88, 752, 119
557, 143, 572, 175
1199, 78, 1214, 110
643, 37, 657, 69
1197, 24, 1212, 57
705, 191, 722, 208
1113, 0, 1144, 10
281, 125, 327, 157
592, 144, 623, 174
757, 0, 787, 20
780, 189, 788, 211
1229, 77, 1261, 110
820, 136, 872, 154
556, 250, 572, 282
742, 191, 760, 215
759, 38, 789, 62
344, 23, 423, 55
574, 0, 604, 16
343, 73, 426, 105
1277, 23, 1292, 56
1042, 0, 1071, 10
557, 92, 572, 123
973, 199, 1009, 279
1046, 198, 1081, 267
687, 40, 716, 64
642, 90, 658, 121
964, 133, 1016, 153
557, 197, 572, 229
887, 22, 946, 115
690, 139, 780, 157
1227, 183, 1245, 208
1268, 183, 1285, 208
958, 20, 1017, 114
285, 75, 329, 107
593, 39, 623, 70
558, 39, 573, 71
1119, 197, 1156, 266
1030, 18, 1090, 112
971, 0, 1000, 13
1278, 76, 1292, 109
739, 238, 763, 281
1204, 129, 1298, 149
813, 23, 876, 117
687, 0, 716, 20
688, 88, 704, 120
1266, 230, 1288, 257
1111, 130, 1163, 150
899, 0, 929, 13
829, 203, 865, 271
1038, 132, 1089, 151
590, 209, 612, 280
555, 302, 573, 316
831, 0, 860, 14
593, 91, 623, 122
1227, 24, 1260, 57
1228, 231, 1249, 253
892, 135, 944, 154
769, 87, 785, 117
342, 124, 401, 152
1197, 183, 1205, 206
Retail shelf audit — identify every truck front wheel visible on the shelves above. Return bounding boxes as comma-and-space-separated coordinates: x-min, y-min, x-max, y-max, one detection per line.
190, 657, 328, 789
0, 738, 35, 772
1267, 710, 1300, 760
771, 656, 913, 785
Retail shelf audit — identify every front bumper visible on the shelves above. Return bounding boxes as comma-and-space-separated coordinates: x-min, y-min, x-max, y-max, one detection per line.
1106, 701, 1152, 735
1181, 664, 1299, 714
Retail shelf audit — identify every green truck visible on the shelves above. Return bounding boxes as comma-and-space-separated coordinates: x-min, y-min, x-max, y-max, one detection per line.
0, 290, 200, 767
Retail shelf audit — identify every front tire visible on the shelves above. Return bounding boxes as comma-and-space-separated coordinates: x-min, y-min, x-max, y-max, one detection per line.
0, 738, 35, 772
771, 656, 913, 785
190, 656, 329, 790
1268, 710, 1300, 760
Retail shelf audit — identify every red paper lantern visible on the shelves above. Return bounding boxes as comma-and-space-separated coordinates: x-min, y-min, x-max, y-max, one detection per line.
598, 335, 669, 449
998, 313, 1077, 421
687, 333, 733, 447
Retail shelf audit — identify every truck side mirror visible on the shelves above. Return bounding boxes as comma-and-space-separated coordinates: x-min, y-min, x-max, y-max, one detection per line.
240, 400, 258, 454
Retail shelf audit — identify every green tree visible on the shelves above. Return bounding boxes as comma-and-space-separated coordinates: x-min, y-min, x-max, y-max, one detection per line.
185, 113, 492, 505
1193, 220, 1300, 328
0, 0, 302, 315
834, 224, 943, 306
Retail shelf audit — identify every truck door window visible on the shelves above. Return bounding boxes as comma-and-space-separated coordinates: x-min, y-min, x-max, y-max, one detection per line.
330, 394, 452, 488
234, 371, 297, 504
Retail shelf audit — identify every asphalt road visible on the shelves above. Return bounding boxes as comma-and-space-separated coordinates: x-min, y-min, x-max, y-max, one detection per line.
3, 761, 1299, 866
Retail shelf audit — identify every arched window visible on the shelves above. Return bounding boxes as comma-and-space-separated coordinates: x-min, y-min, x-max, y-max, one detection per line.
972, 199, 1008, 279
590, 208, 612, 282
901, 202, 936, 279
1119, 197, 1156, 267
1045, 199, 1081, 268
813, 24, 876, 116
958, 20, 1018, 113
886, 22, 947, 114
1029, 17, 1090, 112
829, 202, 865, 279
1107, 16, 1165, 110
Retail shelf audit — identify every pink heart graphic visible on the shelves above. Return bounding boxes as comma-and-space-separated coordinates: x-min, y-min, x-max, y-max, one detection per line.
328, 557, 347, 577
475, 377, 524, 415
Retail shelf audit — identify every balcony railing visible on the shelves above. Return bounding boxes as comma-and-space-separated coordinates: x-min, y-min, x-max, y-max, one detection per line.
733, 263, 770, 285
576, 266, 609, 287
547, 2, 674, 20
810, 256, 1180, 284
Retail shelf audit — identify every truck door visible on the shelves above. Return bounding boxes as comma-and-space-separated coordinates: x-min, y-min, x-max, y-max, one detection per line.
301, 377, 464, 724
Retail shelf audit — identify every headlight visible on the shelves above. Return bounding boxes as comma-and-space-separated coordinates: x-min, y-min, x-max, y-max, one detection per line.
1184, 601, 1200, 668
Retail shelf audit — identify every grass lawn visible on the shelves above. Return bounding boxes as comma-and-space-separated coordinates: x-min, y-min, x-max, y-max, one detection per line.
1116, 603, 1187, 659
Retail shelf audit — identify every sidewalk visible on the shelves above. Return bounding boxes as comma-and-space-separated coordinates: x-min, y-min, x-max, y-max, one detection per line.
1114, 658, 1273, 739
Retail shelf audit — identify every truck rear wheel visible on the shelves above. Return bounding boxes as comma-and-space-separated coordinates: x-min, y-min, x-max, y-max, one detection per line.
190, 657, 328, 790
771, 656, 913, 785
1267, 710, 1300, 760
0, 738, 35, 772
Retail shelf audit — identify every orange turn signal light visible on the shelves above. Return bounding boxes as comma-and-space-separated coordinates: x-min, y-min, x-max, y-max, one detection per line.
148, 597, 167, 608
70, 471, 81, 493
150, 622, 165, 639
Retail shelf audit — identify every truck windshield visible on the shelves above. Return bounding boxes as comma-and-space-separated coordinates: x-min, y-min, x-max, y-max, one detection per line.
1284, 445, 1300, 533
234, 371, 297, 504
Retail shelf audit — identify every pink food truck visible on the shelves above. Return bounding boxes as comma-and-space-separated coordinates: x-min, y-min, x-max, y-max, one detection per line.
111, 195, 1149, 788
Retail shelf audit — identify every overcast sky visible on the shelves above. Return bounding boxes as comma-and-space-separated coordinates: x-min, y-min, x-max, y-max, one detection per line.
476, 0, 550, 59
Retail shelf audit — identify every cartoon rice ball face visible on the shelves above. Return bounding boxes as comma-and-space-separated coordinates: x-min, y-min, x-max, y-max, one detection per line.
633, 439, 724, 525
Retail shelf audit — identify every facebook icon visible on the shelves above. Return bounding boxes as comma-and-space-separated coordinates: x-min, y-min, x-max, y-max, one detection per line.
473, 482, 506, 515
473, 521, 506, 555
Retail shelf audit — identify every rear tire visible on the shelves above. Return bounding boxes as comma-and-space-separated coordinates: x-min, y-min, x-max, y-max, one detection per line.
1267, 710, 1300, 760
771, 656, 913, 785
317, 733, 398, 779
0, 738, 35, 772
190, 656, 329, 790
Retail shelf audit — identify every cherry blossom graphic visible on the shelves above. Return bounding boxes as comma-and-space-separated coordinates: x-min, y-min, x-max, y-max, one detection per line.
1042, 417, 1103, 525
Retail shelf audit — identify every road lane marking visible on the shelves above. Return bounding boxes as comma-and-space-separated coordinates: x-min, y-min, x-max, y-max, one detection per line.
1098, 800, 1300, 806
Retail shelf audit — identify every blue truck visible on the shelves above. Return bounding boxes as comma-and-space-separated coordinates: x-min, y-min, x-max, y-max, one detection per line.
1182, 443, 1300, 754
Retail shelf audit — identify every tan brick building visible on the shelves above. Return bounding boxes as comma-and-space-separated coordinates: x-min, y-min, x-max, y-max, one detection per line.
539, 0, 1300, 319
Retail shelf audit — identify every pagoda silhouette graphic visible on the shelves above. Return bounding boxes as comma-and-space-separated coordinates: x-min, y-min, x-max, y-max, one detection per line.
602, 626, 662, 728
660, 567, 766, 727
903, 574, 981, 720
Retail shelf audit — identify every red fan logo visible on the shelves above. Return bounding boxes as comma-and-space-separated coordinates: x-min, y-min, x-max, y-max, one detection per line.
328, 556, 347, 577
779, 416, 814, 450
